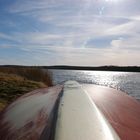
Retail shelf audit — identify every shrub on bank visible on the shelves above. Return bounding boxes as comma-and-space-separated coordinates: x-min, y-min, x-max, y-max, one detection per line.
0, 67, 53, 111
0, 67, 52, 86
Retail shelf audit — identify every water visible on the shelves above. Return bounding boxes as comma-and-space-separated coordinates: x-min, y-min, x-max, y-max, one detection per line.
49, 69, 140, 100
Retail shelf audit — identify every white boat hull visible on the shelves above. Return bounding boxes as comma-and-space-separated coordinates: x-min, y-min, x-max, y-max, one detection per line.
55, 81, 120, 140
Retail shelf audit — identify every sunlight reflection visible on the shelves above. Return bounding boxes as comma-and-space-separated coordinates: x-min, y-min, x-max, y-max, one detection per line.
82, 71, 126, 89
85, 90, 120, 140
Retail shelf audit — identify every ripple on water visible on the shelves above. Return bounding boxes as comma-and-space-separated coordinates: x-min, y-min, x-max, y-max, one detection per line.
49, 69, 140, 100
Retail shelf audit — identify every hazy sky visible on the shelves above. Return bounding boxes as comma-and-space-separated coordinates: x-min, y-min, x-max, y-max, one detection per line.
0, 0, 140, 66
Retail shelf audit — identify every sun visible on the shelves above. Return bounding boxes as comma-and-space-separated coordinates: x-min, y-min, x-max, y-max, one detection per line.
105, 0, 120, 2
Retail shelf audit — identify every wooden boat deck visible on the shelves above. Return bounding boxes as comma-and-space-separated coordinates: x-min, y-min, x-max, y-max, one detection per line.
83, 84, 140, 140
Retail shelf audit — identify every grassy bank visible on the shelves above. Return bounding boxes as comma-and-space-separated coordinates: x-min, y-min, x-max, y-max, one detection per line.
0, 67, 52, 111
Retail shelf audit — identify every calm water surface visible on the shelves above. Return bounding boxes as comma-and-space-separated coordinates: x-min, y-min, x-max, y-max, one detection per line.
49, 69, 140, 100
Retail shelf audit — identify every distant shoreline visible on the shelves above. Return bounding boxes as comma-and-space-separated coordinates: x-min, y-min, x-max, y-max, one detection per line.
45, 66, 140, 72
1, 65, 140, 72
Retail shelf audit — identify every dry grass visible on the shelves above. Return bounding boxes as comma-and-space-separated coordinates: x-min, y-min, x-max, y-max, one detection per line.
0, 67, 53, 111
0, 67, 52, 86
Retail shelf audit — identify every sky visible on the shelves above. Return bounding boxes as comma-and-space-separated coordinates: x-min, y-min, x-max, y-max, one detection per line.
0, 0, 140, 66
